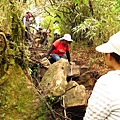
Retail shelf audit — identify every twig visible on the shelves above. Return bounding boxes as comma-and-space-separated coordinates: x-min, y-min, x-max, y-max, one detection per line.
62, 95, 67, 120
36, 88, 56, 119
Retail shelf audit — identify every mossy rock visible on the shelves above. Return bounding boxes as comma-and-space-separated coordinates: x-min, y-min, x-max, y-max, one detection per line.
39, 58, 70, 97
0, 64, 48, 120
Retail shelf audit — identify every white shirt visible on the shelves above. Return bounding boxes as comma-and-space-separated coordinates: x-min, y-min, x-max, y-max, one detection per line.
84, 70, 120, 120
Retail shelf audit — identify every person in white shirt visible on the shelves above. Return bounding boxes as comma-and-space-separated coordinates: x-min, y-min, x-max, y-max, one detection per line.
84, 31, 120, 120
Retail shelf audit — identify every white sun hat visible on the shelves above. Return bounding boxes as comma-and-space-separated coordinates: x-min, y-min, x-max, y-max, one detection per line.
60, 34, 73, 42
96, 31, 120, 55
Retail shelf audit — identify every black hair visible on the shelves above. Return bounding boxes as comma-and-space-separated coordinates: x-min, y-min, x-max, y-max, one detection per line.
26, 12, 31, 14
26, 12, 34, 17
110, 52, 120, 63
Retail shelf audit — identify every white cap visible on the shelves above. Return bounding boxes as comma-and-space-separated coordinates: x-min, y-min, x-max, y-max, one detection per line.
60, 34, 73, 42
96, 31, 120, 55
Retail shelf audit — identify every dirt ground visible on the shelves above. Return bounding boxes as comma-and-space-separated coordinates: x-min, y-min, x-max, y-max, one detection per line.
70, 44, 110, 75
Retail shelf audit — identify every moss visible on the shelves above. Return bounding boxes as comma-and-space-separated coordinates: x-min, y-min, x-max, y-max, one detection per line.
0, 64, 43, 120
36, 101, 50, 120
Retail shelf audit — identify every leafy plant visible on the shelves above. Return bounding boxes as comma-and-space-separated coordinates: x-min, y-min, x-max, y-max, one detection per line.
46, 94, 61, 106
72, 0, 120, 45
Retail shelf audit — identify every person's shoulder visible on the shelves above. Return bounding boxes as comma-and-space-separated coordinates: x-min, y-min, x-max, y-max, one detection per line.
105, 70, 120, 79
56, 39, 60, 42
107, 70, 120, 83
94, 72, 111, 87
96, 70, 120, 86
97, 71, 113, 81
54, 39, 60, 43
53, 39, 61, 46
97, 73, 107, 81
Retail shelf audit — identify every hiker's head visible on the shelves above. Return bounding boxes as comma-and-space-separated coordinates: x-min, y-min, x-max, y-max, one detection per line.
26, 12, 33, 18
60, 34, 73, 46
60, 34, 73, 42
26, 12, 34, 22
96, 31, 120, 67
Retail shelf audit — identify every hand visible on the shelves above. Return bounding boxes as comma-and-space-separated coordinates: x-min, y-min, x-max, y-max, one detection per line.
42, 57, 48, 60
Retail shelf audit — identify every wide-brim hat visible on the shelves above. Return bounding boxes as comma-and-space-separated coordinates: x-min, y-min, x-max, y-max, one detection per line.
96, 31, 120, 55
60, 34, 73, 42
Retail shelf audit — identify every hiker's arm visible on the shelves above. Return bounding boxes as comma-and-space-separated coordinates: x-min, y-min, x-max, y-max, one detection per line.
46, 45, 55, 58
66, 50, 70, 62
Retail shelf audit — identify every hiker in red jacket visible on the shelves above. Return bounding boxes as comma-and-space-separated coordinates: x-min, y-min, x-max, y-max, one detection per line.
46, 34, 73, 63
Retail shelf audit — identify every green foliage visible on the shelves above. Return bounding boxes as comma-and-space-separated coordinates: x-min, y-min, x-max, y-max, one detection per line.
2, 0, 120, 50
39, 0, 120, 45
39, 0, 91, 41
71, 0, 120, 45
70, 40, 76, 51
74, 0, 79, 5
0, 0, 31, 71
72, 18, 99, 41
88, 57, 94, 66
46, 94, 61, 106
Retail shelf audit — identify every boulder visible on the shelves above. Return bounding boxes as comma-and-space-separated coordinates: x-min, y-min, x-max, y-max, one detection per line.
80, 65, 90, 75
39, 58, 70, 97
64, 80, 87, 108
70, 63, 80, 77
0, 64, 42, 120
37, 57, 51, 78
78, 71, 97, 89
40, 57, 51, 68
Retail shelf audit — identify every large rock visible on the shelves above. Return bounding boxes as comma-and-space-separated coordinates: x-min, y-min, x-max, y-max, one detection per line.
39, 58, 70, 97
64, 80, 87, 108
78, 71, 98, 89
0, 64, 42, 120
70, 63, 80, 76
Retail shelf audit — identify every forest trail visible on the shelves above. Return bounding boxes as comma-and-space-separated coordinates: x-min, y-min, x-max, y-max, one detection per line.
28, 43, 110, 120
